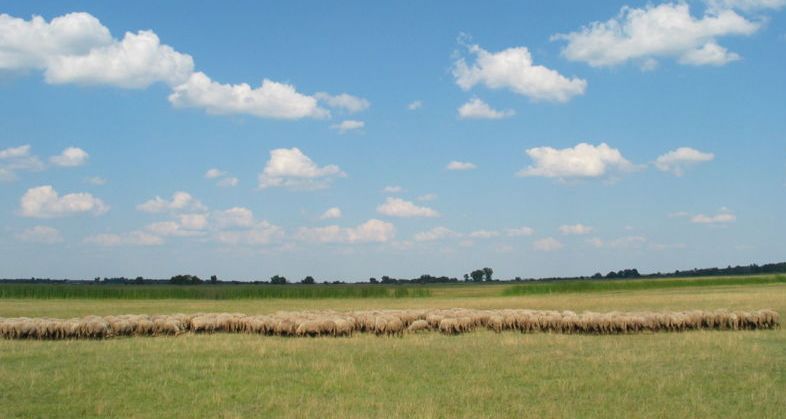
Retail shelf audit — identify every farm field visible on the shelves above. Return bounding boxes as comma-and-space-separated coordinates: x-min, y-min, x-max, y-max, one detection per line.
1, 278, 785, 418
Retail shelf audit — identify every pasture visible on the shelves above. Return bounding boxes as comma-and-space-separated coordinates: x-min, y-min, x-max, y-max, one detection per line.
1, 277, 785, 418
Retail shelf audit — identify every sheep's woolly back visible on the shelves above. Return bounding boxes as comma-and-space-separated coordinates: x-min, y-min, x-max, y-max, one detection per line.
0, 308, 779, 340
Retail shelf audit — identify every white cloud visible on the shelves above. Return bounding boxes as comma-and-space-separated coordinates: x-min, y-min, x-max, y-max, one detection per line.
169, 72, 328, 120
655, 147, 715, 176
258, 148, 345, 190
446, 161, 477, 171
145, 221, 204, 238
178, 213, 208, 230
0, 144, 45, 181
559, 224, 593, 235
204, 168, 238, 187
691, 211, 736, 224
2, 12, 362, 123
84, 231, 163, 247
458, 98, 514, 119
315, 92, 370, 113
19, 185, 108, 218
296, 219, 395, 244
678, 41, 740, 65
517, 142, 634, 179
85, 176, 107, 185
17, 225, 63, 244
204, 168, 225, 179
45, 30, 194, 88
0, 12, 111, 71
417, 193, 437, 202
407, 100, 423, 110
609, 236, 647, 249
533, 237, 564, 251
553, 3, 760, 68
137, 191, 206, 213
213, 207, 255, 228
414, 227, 461, 242
216, 176, 239, 187
331, 119, 364, 133
215, 221, 284, 246
468, 230, 500, 239
706, 0, 786, 12
506, 226, 535, 237
587, 237, 605, 248
377, 197, 439, 218
453, 43, 587, 102
50, 147, 89, 167
320, 207, 342, 220
383, 185, 405, 193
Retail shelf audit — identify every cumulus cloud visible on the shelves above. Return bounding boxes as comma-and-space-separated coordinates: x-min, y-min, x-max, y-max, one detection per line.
204, 168, 238, 187
506, 226, 535, 237
0, 144, 44, 181
533, 237, 564, 251
19, 185, 108, 218
213, 207, 256, 228
320, 207, 342, 220
553, 3, 760, 68
517, 142, 634, 179
331, 119, 364, 133
216, 176, 239, 187
296, 219, 395, 244
137, 191, 206, 213
446, 161, 477, 171
407, 100, 423, 110
706, 0, 786, 12
453, 43, 587, 102
85, 176, 107, 185
458, 98, 514, 119
417, 193, 437, 202
258, 148, 345, 190
559, 224, 593, 235
145, 221, 204, 237
45, 30, 194, 88
169, 72, 328, 120
16, 225, 63, 244
204, 168, 225, 179
315, 92, 370, 113
468, 230, 500, 239
0, 12, 111, 71
383, 185, 404, 193
590, 236, 648, 249
655, 147, 715, 176
413, 226, 461, 242
50, 147, 89, 167
377, 197, 439, 218
691, 210, 736, 224
84, 231, 163, 246
215, 221, 285, 246
1, 12, 361, 122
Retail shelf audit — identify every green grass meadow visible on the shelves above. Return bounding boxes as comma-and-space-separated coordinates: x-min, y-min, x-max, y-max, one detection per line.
1, 277, 785, 418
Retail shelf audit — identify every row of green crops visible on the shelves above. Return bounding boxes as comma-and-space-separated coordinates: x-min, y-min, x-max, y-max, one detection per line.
501, 275, 786, 296
0, 284, 431, 300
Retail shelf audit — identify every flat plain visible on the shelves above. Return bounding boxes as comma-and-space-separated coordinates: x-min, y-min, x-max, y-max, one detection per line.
1, 278, 785, 418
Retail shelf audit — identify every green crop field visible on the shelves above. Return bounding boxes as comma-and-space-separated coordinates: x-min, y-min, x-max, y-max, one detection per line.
1, 276, 785, 418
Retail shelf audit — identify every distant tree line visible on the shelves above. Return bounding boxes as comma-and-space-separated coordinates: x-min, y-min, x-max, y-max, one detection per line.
2, 262, 785, 285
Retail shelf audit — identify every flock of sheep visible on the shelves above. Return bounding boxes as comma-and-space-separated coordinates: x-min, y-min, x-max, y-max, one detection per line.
0, 308, 779, 340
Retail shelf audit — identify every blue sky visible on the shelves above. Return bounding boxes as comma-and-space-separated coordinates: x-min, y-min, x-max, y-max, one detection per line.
1, 0, 784, 281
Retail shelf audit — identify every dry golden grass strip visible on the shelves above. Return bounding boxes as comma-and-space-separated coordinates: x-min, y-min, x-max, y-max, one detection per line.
0, 308, 779, 340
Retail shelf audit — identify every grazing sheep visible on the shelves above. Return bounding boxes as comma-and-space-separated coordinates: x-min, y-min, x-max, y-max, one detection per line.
407, 319, 429, 333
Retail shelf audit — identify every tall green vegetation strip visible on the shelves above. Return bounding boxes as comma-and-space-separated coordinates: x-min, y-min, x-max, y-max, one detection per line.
0, 284, 430, 300
502, 275, 786, 296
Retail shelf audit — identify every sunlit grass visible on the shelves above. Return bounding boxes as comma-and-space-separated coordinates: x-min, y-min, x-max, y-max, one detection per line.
1, 282, 784, 417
